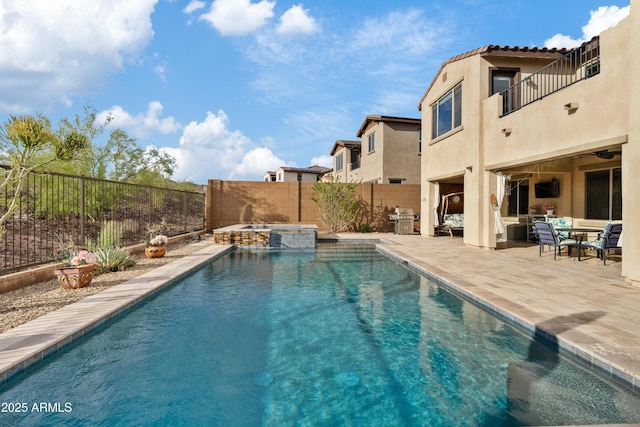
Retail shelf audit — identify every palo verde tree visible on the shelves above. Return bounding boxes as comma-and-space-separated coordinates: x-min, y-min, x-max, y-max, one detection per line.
311, 177, 362, 233
52, 105, 177, 183
0, 114, 89, 240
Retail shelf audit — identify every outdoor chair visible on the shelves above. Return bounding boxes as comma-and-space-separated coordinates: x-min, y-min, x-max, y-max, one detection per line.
534, 221, 578, 260
581, 222, 622, 265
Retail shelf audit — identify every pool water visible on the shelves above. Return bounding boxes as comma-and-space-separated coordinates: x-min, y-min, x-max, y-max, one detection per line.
2, 245, 640, 426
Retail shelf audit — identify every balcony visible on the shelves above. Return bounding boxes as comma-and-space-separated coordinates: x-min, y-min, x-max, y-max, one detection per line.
501, 37, 600, 116
350, 160, 361, 171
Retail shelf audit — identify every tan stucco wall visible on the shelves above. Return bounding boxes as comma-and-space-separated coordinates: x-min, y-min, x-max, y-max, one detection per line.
381, 121, 421, 184
623, 0, 640, 282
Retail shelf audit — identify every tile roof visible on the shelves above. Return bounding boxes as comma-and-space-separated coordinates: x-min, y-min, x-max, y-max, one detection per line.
417, 44, 571, 110
330, 139, 361, 155
279, 165, 331, 174
356, 115, 421, 137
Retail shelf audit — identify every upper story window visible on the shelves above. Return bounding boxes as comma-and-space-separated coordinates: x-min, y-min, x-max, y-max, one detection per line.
368, 133, 375, 152
336, 153, 343, 171
431, 82, 462, 139
491, 69, 518, 96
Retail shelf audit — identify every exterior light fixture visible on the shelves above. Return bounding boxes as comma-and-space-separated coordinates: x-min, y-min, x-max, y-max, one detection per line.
564, 102, 579, 113
501, 128, 512, 136
466, 165, 473, 173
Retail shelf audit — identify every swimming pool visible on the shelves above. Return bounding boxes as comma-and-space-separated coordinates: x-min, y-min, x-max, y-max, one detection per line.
1, 244, 640, 426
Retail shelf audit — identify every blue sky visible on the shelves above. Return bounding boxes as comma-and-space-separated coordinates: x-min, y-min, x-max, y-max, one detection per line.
0, 1, 631, 183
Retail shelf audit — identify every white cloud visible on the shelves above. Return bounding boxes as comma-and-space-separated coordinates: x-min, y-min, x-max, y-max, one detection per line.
183, 0, 206, 14
97, 102, 181, 138
200, 0, 275, 36
163, 110, 282, 182
231, 147, 287, 179
544, 5, 630, 48
276, 5, 318, 35
350, 9, 439, 56
310, 154, 333, 168
0, 0, 157, 113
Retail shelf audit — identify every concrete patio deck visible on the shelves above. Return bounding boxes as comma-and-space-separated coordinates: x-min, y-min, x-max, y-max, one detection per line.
0, 232, 638, 398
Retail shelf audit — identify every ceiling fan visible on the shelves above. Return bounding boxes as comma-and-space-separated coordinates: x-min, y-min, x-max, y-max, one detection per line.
594, 149, 622, 159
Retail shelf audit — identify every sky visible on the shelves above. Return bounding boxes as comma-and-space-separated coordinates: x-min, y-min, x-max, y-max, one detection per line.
0, 0, 631, 184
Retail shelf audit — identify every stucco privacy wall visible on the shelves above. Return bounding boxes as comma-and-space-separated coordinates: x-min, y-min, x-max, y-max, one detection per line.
205, 180, 421, 233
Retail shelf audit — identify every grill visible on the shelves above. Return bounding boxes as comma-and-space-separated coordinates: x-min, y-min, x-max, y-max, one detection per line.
389, 207, 415, 235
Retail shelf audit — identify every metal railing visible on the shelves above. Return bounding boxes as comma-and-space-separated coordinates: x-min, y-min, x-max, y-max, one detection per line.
501, 37, 600, 116
350, 160, 361, 171
0, 167, 205, 274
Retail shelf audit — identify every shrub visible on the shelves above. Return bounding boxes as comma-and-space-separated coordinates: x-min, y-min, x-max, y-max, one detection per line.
93, 247, 136, 273
311, 179, 362, 232
87, 220, 123, 250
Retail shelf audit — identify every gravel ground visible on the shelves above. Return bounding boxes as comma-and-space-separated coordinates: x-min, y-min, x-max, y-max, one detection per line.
0, 237, 217, 334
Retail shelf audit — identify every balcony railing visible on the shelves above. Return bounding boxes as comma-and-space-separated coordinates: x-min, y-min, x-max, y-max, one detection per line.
350, 160, 361, 171
501, 37, 600, 116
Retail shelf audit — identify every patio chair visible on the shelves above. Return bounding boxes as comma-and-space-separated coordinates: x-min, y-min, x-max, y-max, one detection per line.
581, 222, 622, 265
534, 222, 578, 260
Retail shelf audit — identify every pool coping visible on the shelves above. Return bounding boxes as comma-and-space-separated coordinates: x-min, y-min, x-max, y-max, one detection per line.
0, 244, 233, 384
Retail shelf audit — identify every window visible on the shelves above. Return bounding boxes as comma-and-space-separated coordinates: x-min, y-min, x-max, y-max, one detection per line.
490, 69, 518, 96
507, 179, 529, 216
491, 69, 519, 114
368, 133, 375, 152
389, 179, 403, 184
431, 82, 462, 139
585, 168, 621, 220
336, 153, 343, 171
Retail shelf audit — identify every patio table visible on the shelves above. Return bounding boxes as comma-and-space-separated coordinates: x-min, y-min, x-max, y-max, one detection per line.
555, 227, 602, 261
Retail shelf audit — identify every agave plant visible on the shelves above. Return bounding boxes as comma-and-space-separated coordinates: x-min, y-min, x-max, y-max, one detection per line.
93, 247, 136, 273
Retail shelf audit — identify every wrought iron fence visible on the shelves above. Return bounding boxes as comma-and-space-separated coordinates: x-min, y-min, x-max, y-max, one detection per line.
0, 167, 205, 274
501, 36, 600, 116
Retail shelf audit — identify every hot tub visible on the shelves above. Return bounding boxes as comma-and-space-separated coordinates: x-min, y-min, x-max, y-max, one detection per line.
213, 224, 318, 249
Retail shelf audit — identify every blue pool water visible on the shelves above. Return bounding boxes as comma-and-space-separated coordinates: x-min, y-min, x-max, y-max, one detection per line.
2, 245, 640, 426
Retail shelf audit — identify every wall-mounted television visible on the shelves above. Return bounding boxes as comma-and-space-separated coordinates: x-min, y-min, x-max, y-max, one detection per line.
534, 180, 559, 198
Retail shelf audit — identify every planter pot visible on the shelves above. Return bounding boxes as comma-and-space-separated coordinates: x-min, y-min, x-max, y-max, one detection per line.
54, 264, 95, 289
145, 245, 166, 258
546, 210, 554, 216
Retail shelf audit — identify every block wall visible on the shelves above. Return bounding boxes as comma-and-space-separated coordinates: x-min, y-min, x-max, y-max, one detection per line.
206, 180, 421, 233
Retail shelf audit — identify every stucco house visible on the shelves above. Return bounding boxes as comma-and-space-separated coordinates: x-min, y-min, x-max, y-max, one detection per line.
330, 115, 421, 184
419, 0, 640, 284
264, 165, 330, 182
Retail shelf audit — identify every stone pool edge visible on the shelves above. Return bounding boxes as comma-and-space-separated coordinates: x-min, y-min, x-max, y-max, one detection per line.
0, 245, 233, 385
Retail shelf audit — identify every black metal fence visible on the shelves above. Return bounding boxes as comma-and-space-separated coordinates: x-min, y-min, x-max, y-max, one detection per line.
0, 168, 205, 274
501, 36, 600, 116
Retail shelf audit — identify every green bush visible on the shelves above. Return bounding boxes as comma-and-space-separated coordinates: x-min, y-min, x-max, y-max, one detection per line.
311, 179, 362, 232
93, 247, 136, 273
87, 220, 123, 250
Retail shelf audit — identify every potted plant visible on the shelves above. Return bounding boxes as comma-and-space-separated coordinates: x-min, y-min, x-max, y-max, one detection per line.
544, 204, 555, 215
54, 250, 98, 289
145, 234, 168, 258
529, 205, 541, 215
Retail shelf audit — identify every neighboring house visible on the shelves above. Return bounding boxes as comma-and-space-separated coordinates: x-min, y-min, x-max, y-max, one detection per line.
329, 140, 361, 183
266, 165, 331, 182
330, 115, 421, 184
418, 0, 640, 284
